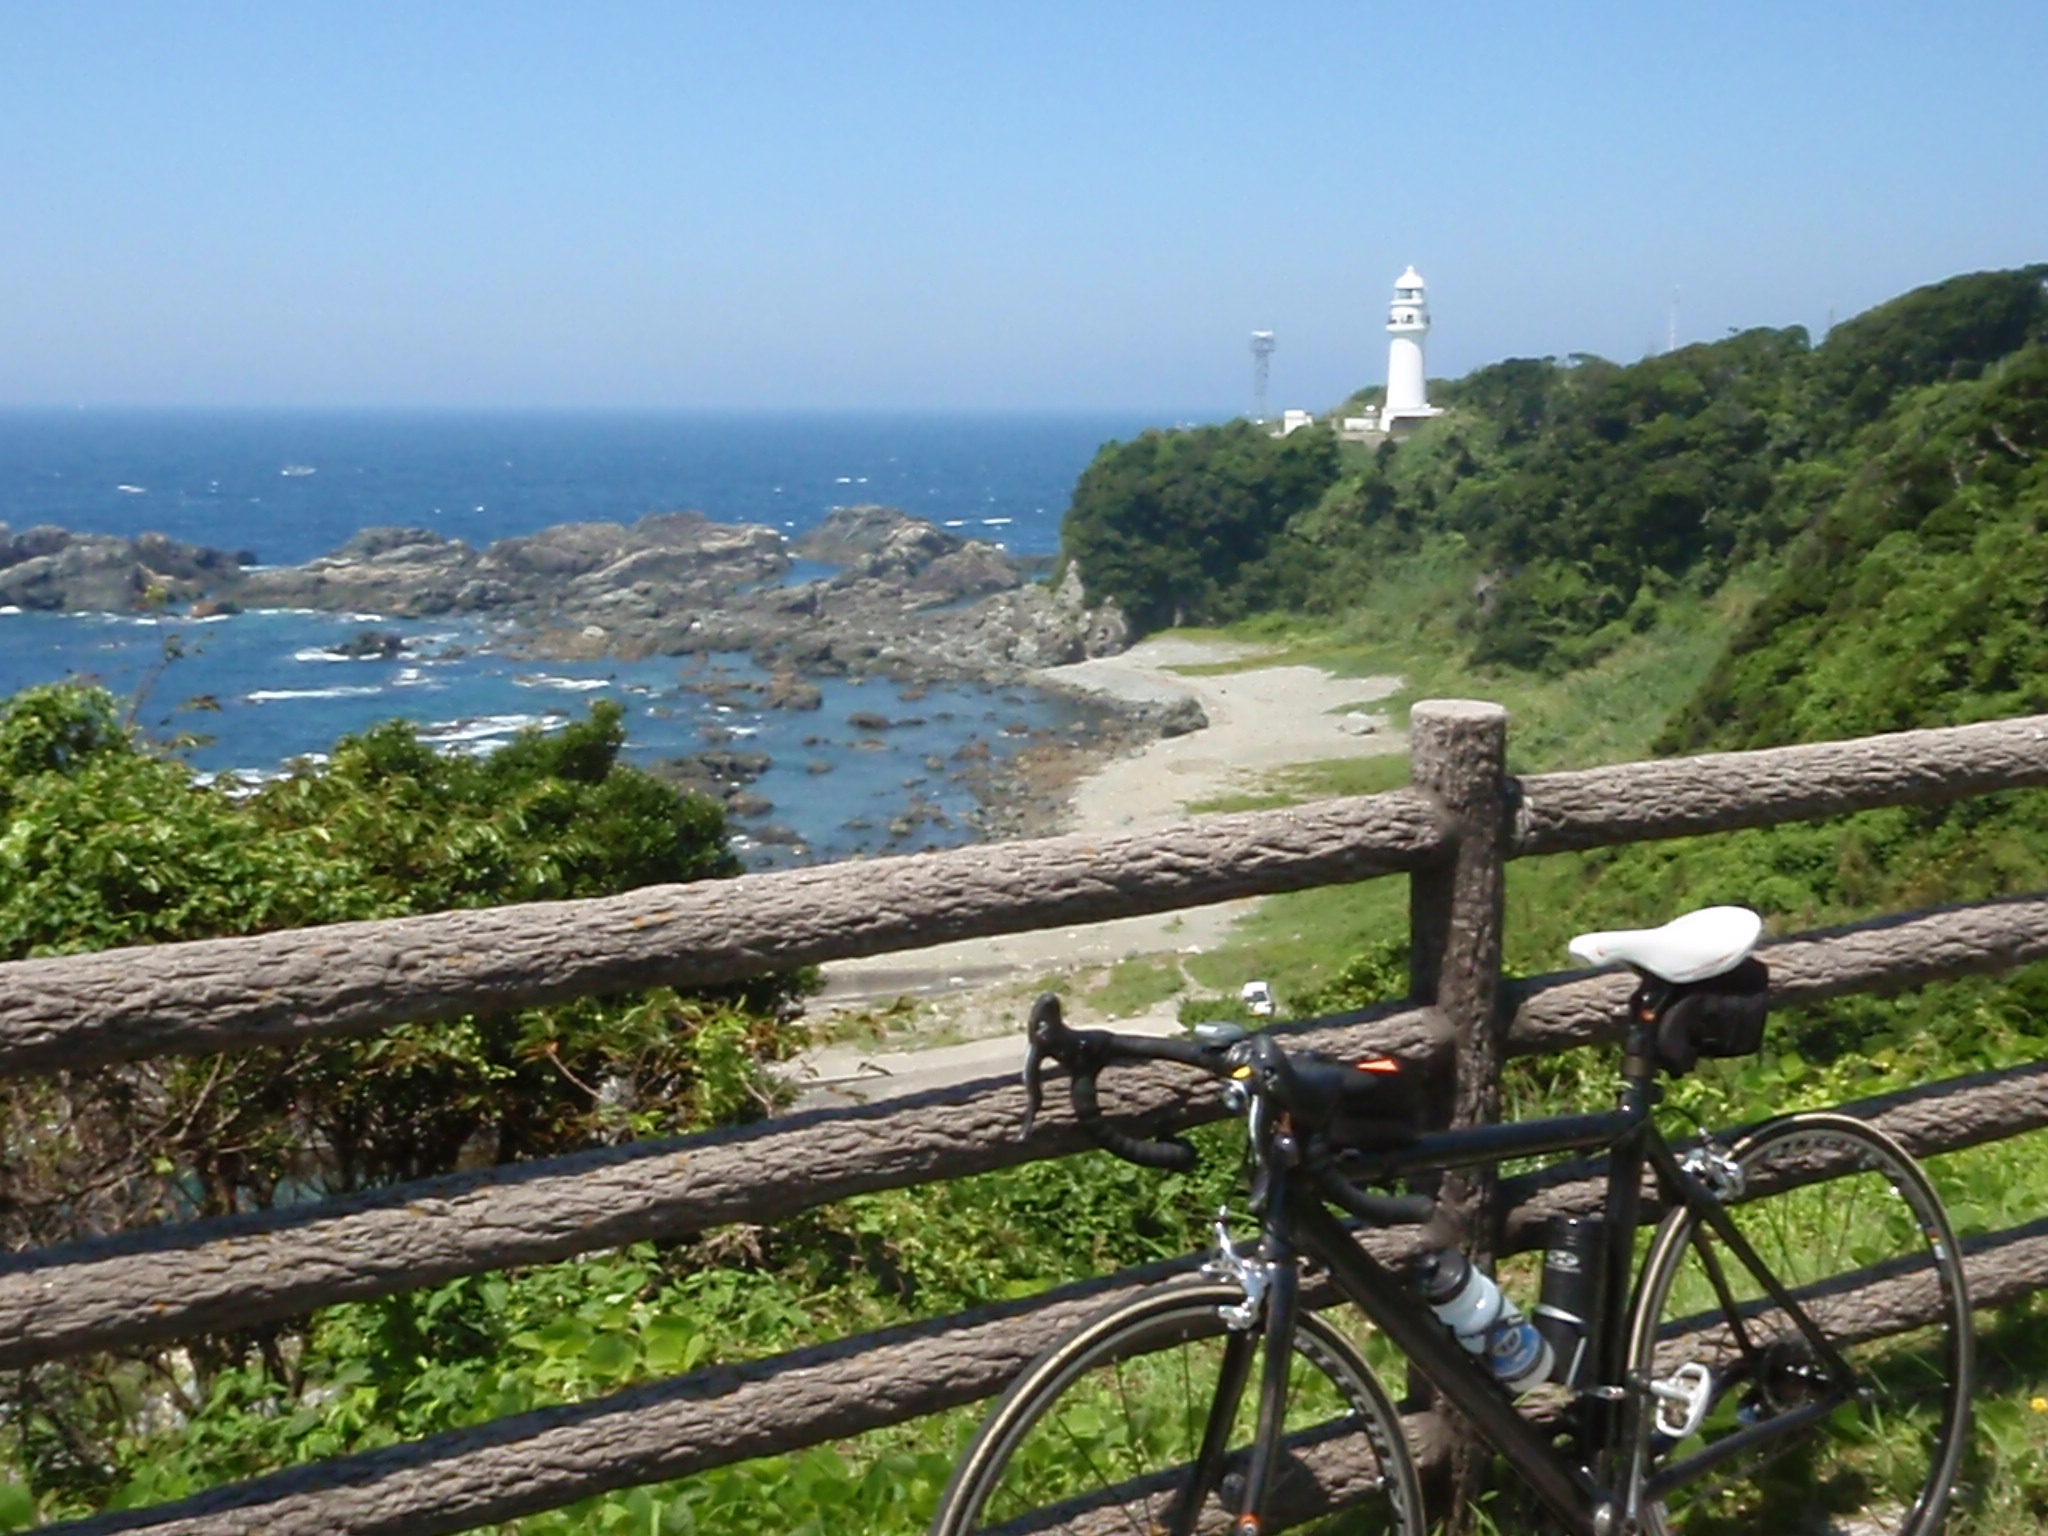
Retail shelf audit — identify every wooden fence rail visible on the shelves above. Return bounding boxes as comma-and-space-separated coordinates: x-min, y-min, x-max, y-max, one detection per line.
4, 713, 2044, 1079
8, 891, 2048, 1373
37, 1059, 2048, 1536
6, 704, 2048, 1534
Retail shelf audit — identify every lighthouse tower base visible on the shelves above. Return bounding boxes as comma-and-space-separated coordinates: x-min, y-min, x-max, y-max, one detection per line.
1380, 407, 1440, 440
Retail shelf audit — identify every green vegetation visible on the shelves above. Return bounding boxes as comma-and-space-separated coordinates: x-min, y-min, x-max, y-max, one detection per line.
1183, 751, 1411, 814
1065, 265, 2048, 675
1085, 956, 1185, 1018
0, 687, 812, 1526
12, 263, 2048, 1533
1171, 271, 2048, 1529
1061, 417, 1341, 632
1664, 341, 2048, 752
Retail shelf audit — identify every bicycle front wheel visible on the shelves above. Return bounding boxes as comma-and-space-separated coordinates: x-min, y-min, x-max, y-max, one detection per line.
930, 1278, 1423, 1536
1626, 1111, 1972, 1536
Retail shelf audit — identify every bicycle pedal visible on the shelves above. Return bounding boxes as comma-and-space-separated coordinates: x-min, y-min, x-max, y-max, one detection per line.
1649, 1361, 1714, 1440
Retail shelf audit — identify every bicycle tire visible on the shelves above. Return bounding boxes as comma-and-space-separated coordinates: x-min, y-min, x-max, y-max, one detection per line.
1625, 1111, 1972, 1536
929, 1278, 1424, 1536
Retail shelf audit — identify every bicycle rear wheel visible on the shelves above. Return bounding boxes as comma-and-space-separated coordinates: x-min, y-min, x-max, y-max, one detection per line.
1626, 1112, 1972, 1536
930, 1278, 1423, 1536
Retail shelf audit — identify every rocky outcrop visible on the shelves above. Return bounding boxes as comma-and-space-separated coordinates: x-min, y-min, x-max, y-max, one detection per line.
235, 512, 790, 620
0, 507, 1130, 687
327, 629, 408, 660
708, 540, 1129, 683
0, 525, 247, 612
793, 504, 1021, 599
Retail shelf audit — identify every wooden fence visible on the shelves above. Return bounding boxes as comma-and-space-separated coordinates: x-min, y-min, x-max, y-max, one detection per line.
6, 703, 2048, 1535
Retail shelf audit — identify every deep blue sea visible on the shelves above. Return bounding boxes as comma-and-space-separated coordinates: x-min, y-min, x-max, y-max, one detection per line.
0, 411, 1163, 864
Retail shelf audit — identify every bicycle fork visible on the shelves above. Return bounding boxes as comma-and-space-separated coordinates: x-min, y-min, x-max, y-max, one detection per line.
1178, 1210, 1303, 1536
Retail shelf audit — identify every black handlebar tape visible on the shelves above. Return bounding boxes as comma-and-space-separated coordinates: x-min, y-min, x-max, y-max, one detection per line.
1311, 1163, 1434, 1226
1102, 1032, 1221, 1071
1069, 1070, 1199, 1173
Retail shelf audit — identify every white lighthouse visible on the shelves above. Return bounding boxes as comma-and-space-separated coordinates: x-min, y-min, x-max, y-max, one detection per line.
1380, 266, 1441, 435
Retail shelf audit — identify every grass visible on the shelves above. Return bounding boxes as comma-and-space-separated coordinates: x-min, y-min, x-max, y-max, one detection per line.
1184, 752, 1412, 815
803, 994, 929, 1049
1085, 958, 1185, 1019
1165, 565, 1757, 1005
1150, 551, 2048, 1534
1207, 571, 1761, 774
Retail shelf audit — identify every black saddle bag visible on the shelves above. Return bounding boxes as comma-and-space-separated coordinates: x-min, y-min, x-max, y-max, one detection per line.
1649, 957, 1770, 1076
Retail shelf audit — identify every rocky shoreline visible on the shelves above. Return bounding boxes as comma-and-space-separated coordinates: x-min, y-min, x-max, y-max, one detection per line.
0, 507, 1189, 848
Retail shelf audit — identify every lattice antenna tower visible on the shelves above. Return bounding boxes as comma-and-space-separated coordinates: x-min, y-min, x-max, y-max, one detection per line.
1249, 331, 1276, 423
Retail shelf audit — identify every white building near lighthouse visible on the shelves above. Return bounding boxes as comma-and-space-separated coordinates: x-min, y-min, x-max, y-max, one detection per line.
1378, 265, 1441, 436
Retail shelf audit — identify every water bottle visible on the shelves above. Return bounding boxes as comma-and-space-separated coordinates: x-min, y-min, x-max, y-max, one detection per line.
1533, 1215, 1607, 1387
1417, 1248, 1553, 1395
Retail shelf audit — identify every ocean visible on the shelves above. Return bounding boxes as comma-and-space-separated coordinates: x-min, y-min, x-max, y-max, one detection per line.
0, 410, 1165, 864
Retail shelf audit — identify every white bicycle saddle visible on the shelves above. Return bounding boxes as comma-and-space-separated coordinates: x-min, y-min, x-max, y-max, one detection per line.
1566, 906, 1763, 985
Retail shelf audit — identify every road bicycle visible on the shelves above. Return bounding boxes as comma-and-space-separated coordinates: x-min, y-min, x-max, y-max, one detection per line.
928, 906, 1974, 1536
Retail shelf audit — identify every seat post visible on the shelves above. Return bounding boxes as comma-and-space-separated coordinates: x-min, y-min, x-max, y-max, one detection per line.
1621, 973, 1664, 1086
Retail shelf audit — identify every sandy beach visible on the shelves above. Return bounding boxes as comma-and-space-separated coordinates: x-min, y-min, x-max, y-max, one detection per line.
797, 637, 1404, 1102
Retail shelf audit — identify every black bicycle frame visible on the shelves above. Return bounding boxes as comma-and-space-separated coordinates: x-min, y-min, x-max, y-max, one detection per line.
1258, 1073, 1861, 1536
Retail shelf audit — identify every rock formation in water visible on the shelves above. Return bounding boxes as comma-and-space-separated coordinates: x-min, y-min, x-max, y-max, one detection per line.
0, 525, 250, 612
0, 506, 1132, 684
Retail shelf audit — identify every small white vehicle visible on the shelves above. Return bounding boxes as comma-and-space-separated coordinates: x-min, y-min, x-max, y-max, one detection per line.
1239, 980, 1275, 1018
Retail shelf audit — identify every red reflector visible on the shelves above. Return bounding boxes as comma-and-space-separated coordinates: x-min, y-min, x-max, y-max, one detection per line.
1355, 1056, 1400, 1073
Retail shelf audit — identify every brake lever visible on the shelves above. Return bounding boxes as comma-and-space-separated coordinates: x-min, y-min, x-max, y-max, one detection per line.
1020, 1036, 1048, 1140
1020, 993, 1066, 1141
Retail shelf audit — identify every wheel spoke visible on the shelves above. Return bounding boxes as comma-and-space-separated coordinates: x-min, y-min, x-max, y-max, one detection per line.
1629, 1114, 1971, 1536
934, 1283, 1423, 1536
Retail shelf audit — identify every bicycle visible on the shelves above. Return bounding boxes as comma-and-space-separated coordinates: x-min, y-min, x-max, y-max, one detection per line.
928, 906, 1974, 1536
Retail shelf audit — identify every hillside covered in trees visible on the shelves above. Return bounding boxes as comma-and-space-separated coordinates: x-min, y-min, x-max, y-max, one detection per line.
1062, 265, 2048, 674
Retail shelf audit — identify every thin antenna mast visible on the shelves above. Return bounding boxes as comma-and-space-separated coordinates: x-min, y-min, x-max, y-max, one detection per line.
1249, 331, 1275, 423
1668, 287, 1680, 353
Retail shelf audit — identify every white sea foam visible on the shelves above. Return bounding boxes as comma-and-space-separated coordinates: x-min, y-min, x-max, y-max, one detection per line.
291, 647, 359, 663
116, 484, 146, 494
513, 674, 611, 692
419, 713, 559, 746
981, 517, 1013, 526
0, 606, 19, 616
245, 685, 387, 703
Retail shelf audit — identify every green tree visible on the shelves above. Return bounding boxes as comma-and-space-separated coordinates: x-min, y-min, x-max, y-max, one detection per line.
0, 689, 798, 1250
1061, 420, 1340, 633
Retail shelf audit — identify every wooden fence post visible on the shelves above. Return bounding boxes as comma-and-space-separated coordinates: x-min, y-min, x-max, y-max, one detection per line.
1406, 699, 1512, 1530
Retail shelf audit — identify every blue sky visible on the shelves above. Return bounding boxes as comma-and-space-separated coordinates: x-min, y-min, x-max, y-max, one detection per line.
2, 2, 2043, 411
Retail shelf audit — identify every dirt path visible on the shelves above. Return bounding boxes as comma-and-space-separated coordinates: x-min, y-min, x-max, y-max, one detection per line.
791, 636, 1404, 1106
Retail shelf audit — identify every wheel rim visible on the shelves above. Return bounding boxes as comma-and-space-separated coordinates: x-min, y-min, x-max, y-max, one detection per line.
1636, 1119, 1968, 1536
958, 1298, 1415, 1535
